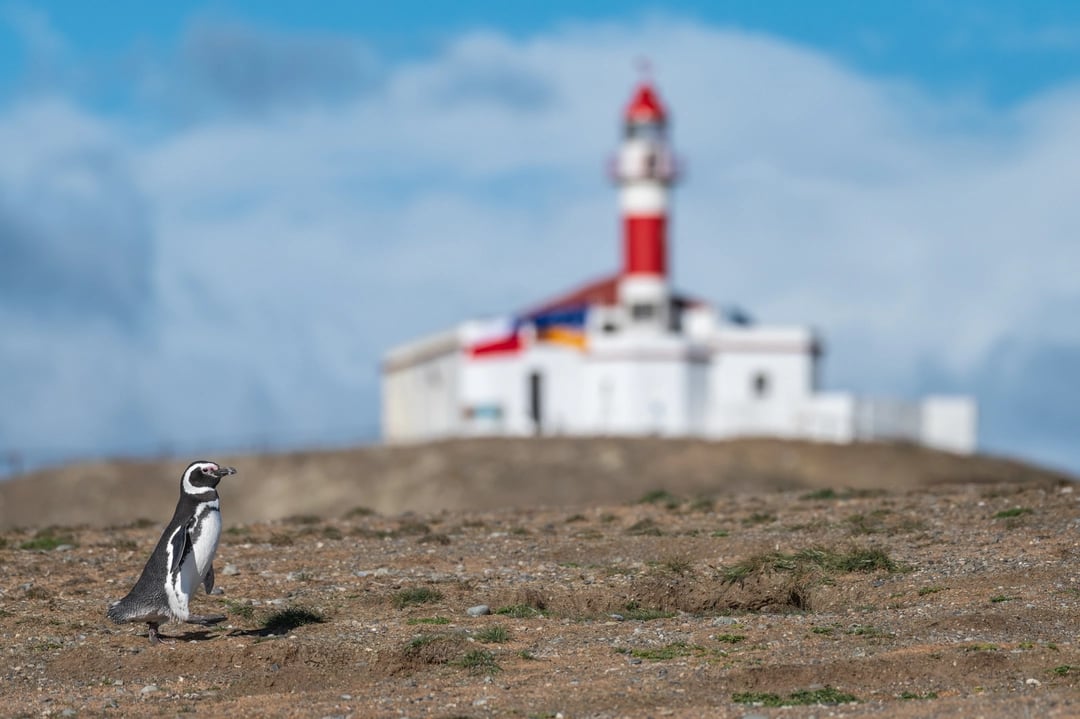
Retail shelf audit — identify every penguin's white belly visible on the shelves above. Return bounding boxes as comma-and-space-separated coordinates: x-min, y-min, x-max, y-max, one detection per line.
191, 507, 221, 578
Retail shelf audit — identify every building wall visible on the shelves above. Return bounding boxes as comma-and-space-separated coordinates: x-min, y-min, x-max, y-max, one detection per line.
381, 320, 978, 455
582, 340, 706, 436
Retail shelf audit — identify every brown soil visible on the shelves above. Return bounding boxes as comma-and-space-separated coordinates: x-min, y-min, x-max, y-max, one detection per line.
0, 439, 1077, 717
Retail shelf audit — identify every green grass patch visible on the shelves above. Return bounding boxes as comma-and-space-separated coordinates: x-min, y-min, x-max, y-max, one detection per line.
221, 599, 255, 621
619, 641, 709, 662
638, 489, 680, 508
899, 691, 938, 700
993, 507, 1032, 519
963, 643, 999, 652
19, 528, 75, 551
847, 624, 893, 638
262, 606, 325, 634
722, 545, 902, 583
743, 512, 776, 525
801, 488, 841, 500
457, 649, 501, 675
918, 585, 946, 596
496, 604, 546, 619
475, 625, 510, 643
733, 686, 858, 707
407, 616, 451, 625
343, 506, 376, 518
626, 518, 664, 536
1053, 665, 1073, 676
393, 586, 443, 608
710, 529, 730, 538
715, 634, 746, 644
811, 626, 836, 636
990, 595, 1016, 603
621, 601, 675, 621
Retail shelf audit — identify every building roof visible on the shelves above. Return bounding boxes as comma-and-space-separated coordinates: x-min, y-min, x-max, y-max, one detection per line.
518, 273, 706, 320
519, 274, 620, 319
625, 82, 667, 124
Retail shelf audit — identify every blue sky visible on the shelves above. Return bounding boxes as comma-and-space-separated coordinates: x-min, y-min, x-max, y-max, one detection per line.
3, 1, 1080, 474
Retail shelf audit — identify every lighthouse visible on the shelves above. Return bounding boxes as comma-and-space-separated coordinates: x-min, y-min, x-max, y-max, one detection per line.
612, 81, 678, 333
380, 77, 978, 454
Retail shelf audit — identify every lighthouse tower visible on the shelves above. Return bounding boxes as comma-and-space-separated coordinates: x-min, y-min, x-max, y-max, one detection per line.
612, 80, 678, 333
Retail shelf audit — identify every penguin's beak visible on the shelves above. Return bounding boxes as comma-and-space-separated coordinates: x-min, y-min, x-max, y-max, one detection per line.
215, 466, 237, 478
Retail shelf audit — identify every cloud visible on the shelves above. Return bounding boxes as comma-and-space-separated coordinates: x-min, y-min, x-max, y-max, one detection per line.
143, 17, 381, 119
0, 99, 154, 330
2, 14, 1080, 473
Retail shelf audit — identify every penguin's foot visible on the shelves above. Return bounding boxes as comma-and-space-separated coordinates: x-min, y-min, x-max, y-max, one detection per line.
186, 614, 227, 626
147, 622, 174, 645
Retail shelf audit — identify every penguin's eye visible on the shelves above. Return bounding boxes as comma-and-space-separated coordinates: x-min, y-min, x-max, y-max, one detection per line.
202, 466, 213, 475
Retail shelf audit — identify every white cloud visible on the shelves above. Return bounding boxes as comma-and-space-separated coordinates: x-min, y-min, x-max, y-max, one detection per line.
3, 16, 1080, 471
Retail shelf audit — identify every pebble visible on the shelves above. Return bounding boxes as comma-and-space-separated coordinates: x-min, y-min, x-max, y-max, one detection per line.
712, 617, 738, 626
140, 685, 158, 695
467, 605, 491, 617
222, 564, 239, 576
54, 545, 75, 552
60, 710, 77, 717
210, 587, 225, 595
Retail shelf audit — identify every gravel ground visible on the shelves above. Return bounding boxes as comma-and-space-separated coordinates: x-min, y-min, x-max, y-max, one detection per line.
1, 475, 1077, 718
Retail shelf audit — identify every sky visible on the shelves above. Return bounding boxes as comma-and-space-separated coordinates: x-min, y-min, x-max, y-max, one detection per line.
3, 1, 1080, 474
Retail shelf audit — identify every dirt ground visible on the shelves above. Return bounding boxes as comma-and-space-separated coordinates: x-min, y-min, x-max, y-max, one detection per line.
1, 462, 1077, 717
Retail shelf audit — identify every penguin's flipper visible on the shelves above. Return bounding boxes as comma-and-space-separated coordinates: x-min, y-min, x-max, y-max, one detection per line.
203, 562, 215, 594
168, 519, 192, 575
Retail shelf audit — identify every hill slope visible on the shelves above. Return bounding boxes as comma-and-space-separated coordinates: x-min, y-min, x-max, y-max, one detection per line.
0, 438, 1070, 529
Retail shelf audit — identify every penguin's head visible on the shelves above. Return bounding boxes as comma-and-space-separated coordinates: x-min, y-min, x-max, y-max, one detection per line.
181, 460, 237, 495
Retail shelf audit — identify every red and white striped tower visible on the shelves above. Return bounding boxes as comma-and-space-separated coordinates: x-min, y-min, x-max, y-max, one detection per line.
611, 78, 678, 331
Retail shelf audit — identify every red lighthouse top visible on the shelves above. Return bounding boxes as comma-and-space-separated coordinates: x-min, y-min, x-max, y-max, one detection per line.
624, 82, 666, 124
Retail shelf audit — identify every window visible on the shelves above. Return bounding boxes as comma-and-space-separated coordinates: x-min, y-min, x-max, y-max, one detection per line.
752, 372, 770, 399
631, 303, 656, 321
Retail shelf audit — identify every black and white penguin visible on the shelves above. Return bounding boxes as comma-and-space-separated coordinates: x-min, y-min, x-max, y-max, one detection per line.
107, 460, 236, 643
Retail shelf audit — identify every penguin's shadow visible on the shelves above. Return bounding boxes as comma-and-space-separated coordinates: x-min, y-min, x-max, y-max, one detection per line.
173, 629, 218, 642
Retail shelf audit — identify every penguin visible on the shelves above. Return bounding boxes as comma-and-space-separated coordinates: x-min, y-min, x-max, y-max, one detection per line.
107, 460, 236, 643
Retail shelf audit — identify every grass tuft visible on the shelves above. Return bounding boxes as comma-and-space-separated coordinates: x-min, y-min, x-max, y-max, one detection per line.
475, 625, 510, 643
393, 586, 443, 608
993, 507, 1032, 519
733, 686, 858, 707
457, 649, 501, 675
496, 604, 546, 619
722, 545, 902, 583
19, 528, 75, 551
621, 601, 675, 621
637, 489, 680, 508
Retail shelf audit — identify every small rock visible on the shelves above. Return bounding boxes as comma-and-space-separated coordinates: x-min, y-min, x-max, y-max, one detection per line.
210, 587, 225, 595
467, 605, 491, 617
54, 544, 75, 552
60, 710, 77, 717
222, 564, 239, 576
340, 694, 352, 700
609, 613, 625, 621
712, 617, 738, 626
1026, 678, 1042, 687
140, 685, 158, 695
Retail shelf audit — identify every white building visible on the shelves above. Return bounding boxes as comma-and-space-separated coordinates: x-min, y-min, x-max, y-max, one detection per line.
382, 80, 977, 454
